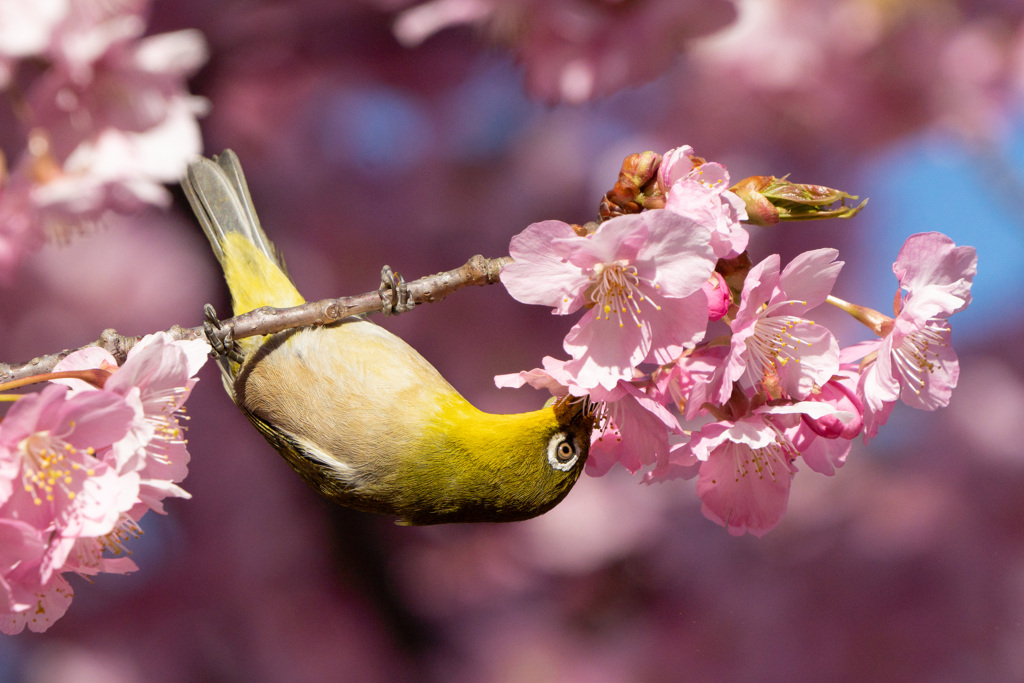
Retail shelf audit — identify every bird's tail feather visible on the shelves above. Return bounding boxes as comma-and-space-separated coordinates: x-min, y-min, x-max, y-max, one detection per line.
183, 150, 304, 316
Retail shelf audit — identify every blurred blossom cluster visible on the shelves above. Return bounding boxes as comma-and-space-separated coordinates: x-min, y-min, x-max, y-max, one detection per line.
0, 0, 207, 279
392, 0, 737, 103
392, 0, 1024, 146
500, 146, 977, 536
0, 333, 207, 633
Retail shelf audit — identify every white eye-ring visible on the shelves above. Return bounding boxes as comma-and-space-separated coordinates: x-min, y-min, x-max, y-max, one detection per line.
547, 432, 578, 471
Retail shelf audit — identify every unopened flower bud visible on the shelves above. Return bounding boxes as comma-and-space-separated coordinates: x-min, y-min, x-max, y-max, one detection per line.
626, 151, 661, 187
730, 175, 867, 226
802, 377, 863, 440
702, 271, 731, 321
730, 176, 780, 225
599, 151, 664, 220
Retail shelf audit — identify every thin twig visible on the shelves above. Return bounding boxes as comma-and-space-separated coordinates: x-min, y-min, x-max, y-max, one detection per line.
0, 255, 512, 384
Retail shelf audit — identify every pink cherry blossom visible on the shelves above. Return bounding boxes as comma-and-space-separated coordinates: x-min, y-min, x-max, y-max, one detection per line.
0, 384, 136, 530
54, 331, 209, 515
0, 383, 140, 633
688, 409, 798, 537
586, 381, 682, 477
695, 436, 796, 537
658, 146, 749, 258
0, 0, 208, 274
0, 332, 206, 632
853, 232, 976, 437
24, 6, 209, 217
503, 210, 716, 390
702, 248, 842, 406
683, 401, 853, 536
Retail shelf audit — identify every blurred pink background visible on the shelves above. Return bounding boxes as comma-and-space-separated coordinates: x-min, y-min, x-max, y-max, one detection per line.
2, 1, 1024, 680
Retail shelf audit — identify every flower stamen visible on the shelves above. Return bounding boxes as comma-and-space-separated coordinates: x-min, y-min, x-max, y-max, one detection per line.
891, 320, 949, 394
587, 260, 661, 329
746, 315, 814, 377
18, 432, 93, 506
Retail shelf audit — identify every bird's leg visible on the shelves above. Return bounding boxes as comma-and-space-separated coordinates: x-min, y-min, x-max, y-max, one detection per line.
378, 265, 415, 315
203, 303, 245, 364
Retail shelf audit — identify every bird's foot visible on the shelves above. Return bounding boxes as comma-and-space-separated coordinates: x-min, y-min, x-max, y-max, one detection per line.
378, 265, 415, 315
203, 303, 245, 364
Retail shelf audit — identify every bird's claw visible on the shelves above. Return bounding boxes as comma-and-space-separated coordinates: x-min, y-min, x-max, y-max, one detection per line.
203, 303, 245, 364
378, 265, 414, 316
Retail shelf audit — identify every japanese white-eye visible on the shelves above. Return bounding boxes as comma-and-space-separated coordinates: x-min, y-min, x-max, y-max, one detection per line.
182, 151, 593, 524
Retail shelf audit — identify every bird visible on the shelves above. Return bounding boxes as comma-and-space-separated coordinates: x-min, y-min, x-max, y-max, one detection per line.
182, 150, 594, 524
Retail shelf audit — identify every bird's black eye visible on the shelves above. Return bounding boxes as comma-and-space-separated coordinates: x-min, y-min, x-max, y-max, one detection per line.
547, 432, 578, 471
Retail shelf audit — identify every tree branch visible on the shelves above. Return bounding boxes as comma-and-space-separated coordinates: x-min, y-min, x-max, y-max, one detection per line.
0, 255, 512, 383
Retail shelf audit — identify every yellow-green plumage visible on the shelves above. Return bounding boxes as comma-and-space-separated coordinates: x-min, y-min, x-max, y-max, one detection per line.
221, 232, 304, 316
183, 151, 593, 524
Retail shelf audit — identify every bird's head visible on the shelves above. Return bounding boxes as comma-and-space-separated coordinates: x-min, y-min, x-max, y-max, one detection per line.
396, 395, 596, 524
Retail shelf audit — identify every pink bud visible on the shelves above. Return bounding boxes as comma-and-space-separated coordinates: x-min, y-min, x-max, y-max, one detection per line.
702, 271, 730, 321
801, 376, 863, 439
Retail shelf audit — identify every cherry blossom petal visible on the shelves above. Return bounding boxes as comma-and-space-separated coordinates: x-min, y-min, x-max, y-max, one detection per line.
503, 220, 590, 313
794, 428, 852, 476
494, 356, 587, 397
899, 334, 959, 411
575, 213, 648, 267
563, 308, 649, 390
0, 574, 73, 635
695, 440, 796, 537
0, 519, 46, 612
775, 248, 843, 312
894, 231, 977, 309
656, 145, 696, 189
52, 347, 117, 392
773, 320, 839, 399
59, 389, 135, 451
735, 254, 780, 322
634, 210, 715, 298
800, 374, 863, 441
898, 285, 967, 326
646, 290, 712, 365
